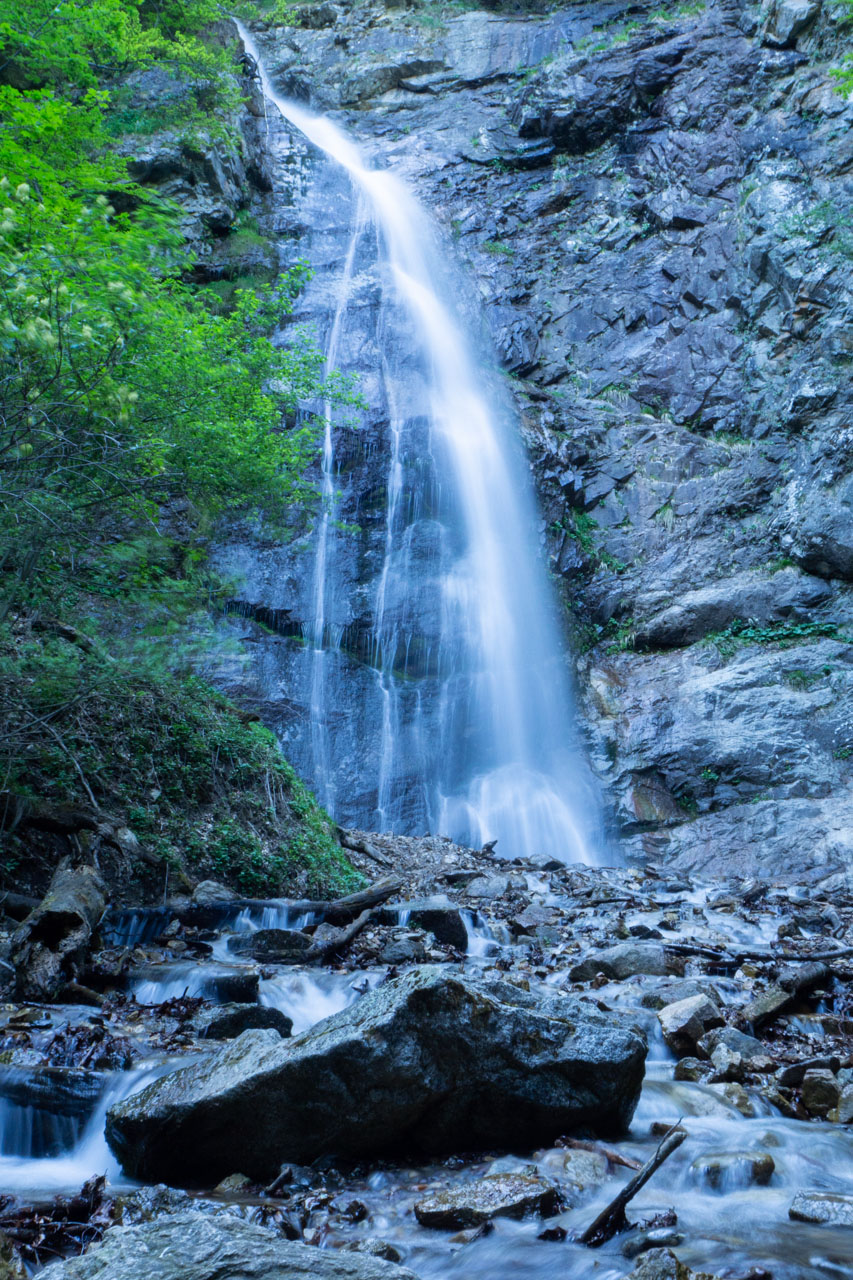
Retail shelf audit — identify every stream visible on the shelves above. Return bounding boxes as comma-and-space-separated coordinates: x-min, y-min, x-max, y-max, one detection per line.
2, 849, 853, 1278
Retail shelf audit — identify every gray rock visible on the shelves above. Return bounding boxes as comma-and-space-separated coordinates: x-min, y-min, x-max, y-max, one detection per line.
763, 0, 821, 46
697, 1026, 766, 1061
790, 1191, 853, 1226
570, 943, 671, 982
193, 1004, 292, 1041
379, 901, 468, 951
640, 979, 723, 1012
626, 1248, 690, 1280
691, 1150, 775, 1189
227, 929, 313, 963
37, 1214, 417, 1280
192, 881, 238, 906
657, 995, 723, 1054
801, 1068, 841, 1117
107, 967, 647, 1185
414, 1172, 560, 1228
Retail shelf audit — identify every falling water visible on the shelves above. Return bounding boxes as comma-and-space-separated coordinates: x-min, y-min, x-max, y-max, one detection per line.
236, 23, 599, 864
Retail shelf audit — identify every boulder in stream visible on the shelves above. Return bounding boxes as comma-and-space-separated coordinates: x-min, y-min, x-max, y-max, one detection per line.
790, 1191, 853, 1226
569, 943, 672, 982
37, 1213, 417, 1280
106, 967, 647, 1185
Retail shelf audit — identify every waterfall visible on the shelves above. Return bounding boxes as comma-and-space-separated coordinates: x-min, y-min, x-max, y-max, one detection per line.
236, 23, 600, 864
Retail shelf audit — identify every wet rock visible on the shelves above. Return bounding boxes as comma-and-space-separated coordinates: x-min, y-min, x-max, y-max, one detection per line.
691, 1150, 775, 1189
37, 1213, 417, 1280
570, 943, 671, 982
673, 1057, 711, 1083
658, 995, 723, 1055
339, 1241, 402, 1264
378, 933, 427, 965
739, 987, 792, 1030
763, 0, 821, 47
800, 1068, 841, 1117
538, 1147, 608, 1189
378, 901, 468, 951
789, 1191, 853, 1226
414, 1172, 560, 1228
626, 1248, 691, 1280
193, 1004, 292, 1041
698, 1026, 765, 1062
640, 980, 722, 1012
829, 1084, 853, 1124
106, 967, 647, 1185
776, 1055, 840, 1086
11, 863, 106, 1002
192, 882, 239, 906
622, 1230, 685, 1259
228, 929, 313, 963
0, 1065, 104, 1120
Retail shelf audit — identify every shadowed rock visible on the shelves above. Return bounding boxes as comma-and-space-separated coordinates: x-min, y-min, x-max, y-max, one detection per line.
106, 967, 647, 1186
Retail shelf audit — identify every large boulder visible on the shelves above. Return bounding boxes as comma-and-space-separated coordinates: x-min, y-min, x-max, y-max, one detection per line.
106, 967, 647, 1186
37, 1214, 417, 1280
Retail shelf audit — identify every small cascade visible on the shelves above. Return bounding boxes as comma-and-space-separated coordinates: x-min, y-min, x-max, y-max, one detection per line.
0, 1067, 160, 1193
260, 970, 383, 1035
235, 22, 600, 864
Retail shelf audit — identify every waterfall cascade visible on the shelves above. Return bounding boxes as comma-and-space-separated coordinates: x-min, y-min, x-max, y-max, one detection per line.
235, 23, 599, 864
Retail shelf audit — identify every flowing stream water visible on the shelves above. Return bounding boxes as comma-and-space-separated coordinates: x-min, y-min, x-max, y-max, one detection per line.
233, 21, 598, 865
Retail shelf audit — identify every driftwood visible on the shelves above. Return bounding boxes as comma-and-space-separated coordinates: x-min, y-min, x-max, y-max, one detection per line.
176, 876, 404, 930
338, 832, 394, 870
10, 861, 107, 1001
579, 1124, 686, 1246
303, 907, 376, 963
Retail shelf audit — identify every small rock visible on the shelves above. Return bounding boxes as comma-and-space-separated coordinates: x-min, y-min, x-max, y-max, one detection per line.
414, 1173, 561, 1228
691, 1150, 775, 1189
673, 1057, 711, 1083
192, 881, 239, 906
627, 1247, 691, 1280
570, 943, 671, 983
801, 1068, 841, 1117
228, 929, 313, 963
214, 1173, 253, 1195
790, 1191, 853, 1225
622, 1229, 685, 1259
658, 995, 723, 1054
194, 1004, 292, 1041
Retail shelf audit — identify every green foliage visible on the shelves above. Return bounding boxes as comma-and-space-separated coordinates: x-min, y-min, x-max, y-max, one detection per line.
708, 618, 841, 659
832, 0, 853, 96
0, 1, 356, 615
0, 624, 362, 898
482, 238, 513, 256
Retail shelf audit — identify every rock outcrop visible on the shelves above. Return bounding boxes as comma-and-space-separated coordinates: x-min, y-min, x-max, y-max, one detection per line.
37, 1213, 417, 1280
106, 966, 647, 1185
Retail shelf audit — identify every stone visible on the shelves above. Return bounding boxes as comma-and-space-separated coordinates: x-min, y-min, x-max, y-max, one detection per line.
193, 1004, 292, 1041
622, 1230, 685, 1259
673, 1057, 711, 1083
691, 1150, 775, 1189
378, 933, 427, 965
192, 881, 238, 906
37, 1214, 417, 1280
800, 1068, 841, 1117
227, 929, 313, 963
106, 967, 647, 1185
776, 1054, 840, 1086
379, 901, 468, 951
627, 1248, 692, 1280
739, 987, 792, 1029
640, 980, 722, 1012
657, 995, 723, 1054
413, 1172, 560, 1228
829, 1084, 853, 1124
763, 0, 821, 46
570, 943, 671, 982
537, 1146, 608, 1188
697, 1026, 765, 1062
790, 1192, 853, 1226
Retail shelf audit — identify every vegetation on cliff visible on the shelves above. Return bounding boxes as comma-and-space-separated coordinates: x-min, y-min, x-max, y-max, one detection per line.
0, 0, 359, 899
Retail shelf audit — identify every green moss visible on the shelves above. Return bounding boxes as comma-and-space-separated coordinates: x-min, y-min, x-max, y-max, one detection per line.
0, 626, 362, 901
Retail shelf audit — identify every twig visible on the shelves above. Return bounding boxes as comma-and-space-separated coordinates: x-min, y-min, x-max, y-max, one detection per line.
579, 1122, 686, 1247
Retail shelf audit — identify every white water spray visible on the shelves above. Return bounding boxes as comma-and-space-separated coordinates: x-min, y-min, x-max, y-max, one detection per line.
237, 23, 598, 863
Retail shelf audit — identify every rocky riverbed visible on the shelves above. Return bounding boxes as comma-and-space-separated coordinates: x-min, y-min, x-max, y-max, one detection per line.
3, 835, 853, 1278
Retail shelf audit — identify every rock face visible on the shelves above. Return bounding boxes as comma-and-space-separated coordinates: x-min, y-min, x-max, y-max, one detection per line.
204, 0, 853, 882
37, 1213, 417, 1280
106, 967, 647, 1185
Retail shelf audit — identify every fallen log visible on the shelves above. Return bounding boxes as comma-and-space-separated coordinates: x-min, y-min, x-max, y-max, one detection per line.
579, 1124, 686, 1246
174, 876, 404, 930
304, 907, 376, 963
10, 861, 107, 1002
